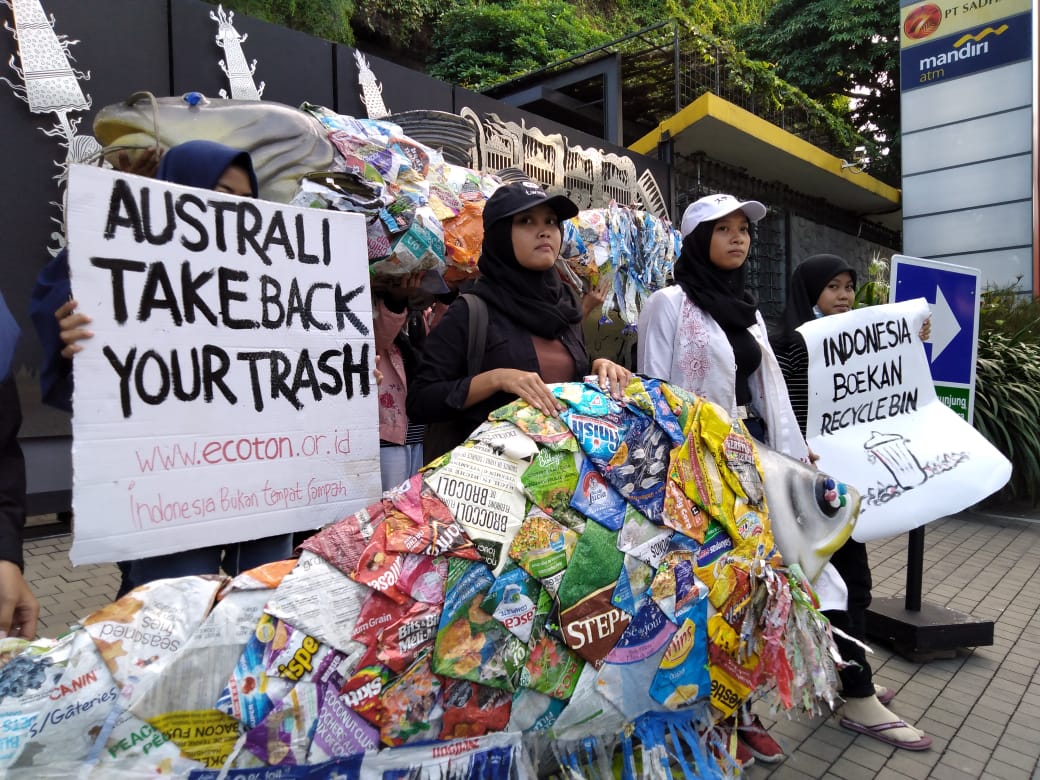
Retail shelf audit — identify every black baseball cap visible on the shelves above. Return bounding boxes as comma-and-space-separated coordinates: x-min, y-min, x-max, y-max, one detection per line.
482, 181, 579, 229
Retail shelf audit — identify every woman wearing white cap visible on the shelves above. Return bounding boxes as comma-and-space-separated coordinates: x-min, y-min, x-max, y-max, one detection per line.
638, 193, 810, 765
639, 194, 806, 460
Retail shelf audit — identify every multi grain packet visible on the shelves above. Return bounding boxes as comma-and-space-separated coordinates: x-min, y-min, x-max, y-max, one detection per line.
375, 598, 442, 674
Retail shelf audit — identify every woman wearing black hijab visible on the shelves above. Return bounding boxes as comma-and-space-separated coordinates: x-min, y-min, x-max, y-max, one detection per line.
639, 194, 815, 765
773, 254, 932, 752
407, 181, 630, 458
638, 193, 808, 461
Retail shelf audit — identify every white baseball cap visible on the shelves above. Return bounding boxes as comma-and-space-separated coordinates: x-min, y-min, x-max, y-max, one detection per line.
680, 194, 767, 237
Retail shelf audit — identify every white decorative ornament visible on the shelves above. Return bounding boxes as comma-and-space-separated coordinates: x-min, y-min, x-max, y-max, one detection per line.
1, 0, 97, 254
211, 4, 264, 100
354, 50, 389, 119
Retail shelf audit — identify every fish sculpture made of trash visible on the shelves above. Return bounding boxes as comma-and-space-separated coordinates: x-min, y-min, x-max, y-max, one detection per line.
0, 382, 858, 778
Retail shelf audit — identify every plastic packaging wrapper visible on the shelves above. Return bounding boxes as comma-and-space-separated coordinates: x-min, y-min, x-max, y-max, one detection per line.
1, 381, 861, 778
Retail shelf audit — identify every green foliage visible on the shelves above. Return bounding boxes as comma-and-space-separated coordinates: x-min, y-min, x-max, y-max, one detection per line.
971, 287, 1040, 504
353, 0, 458, 46
669, 13, 867, 160
212, 0, 356, 45
428, 1, 613, 90
733, 0, 901, 184
854, 254, 890, 308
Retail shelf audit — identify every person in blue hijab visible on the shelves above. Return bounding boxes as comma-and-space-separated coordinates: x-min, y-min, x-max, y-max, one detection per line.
29, 140, 290, 596
0, 290, 40, 637
30, 141, 256, 407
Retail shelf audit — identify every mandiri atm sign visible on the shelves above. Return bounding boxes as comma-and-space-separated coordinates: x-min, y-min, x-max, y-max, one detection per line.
890, 255, 981, 422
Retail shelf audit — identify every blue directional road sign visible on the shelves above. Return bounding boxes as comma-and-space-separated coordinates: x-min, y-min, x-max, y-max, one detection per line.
890, 255, 981, 422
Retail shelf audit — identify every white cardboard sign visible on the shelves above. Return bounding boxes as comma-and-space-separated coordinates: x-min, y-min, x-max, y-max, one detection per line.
66, 165, 381, 564
799, 299, 1010, 542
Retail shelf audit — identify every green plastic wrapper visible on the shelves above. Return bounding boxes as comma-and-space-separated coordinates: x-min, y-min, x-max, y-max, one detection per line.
518, 589, 584, 700
431, 559, 527, 691
556, 521, 628, 667
521, 447, 584, 529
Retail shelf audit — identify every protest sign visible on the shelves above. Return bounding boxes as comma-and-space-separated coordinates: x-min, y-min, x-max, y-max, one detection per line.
65, 165, 380, 564
798, 299, 1010, 542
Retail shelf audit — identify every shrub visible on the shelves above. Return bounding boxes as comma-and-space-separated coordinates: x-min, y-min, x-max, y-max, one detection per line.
974, 286, 1040, 505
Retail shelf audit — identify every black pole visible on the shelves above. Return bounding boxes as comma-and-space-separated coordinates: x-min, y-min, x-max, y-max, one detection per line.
905, 526, 925, 611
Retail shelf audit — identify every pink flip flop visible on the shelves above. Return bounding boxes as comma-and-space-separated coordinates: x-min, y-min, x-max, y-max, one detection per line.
840, 717, 933, 751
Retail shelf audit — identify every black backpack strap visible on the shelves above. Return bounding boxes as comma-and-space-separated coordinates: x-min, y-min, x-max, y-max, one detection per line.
460, 293, 488, 377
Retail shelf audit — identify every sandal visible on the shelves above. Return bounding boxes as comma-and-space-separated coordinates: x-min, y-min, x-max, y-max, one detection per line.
875, 684, 895, 705
839, 717, 933, 751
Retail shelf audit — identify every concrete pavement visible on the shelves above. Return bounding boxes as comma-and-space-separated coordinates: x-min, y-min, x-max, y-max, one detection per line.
21, 508, 1040, 779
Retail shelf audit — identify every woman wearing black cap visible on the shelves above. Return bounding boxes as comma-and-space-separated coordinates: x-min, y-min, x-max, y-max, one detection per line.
407, 181, 630, 458
772, 254, 932, 752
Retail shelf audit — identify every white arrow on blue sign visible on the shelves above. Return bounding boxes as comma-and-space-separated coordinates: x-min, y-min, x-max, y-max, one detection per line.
889, 255, 981, 422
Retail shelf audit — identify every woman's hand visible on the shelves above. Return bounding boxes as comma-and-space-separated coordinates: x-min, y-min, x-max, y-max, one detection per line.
482, 369, 563, 418
582, 277, 611, 318
591, 358, 631, 400
56, 299, 93, 359
919, 316, 931, 342
113, 145, 163, 178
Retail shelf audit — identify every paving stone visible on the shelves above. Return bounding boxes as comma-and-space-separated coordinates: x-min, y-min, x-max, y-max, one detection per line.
981, 758, 1032, 779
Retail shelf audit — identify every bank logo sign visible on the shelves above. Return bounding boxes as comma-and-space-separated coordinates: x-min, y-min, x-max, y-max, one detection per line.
900, 9, 1031, 90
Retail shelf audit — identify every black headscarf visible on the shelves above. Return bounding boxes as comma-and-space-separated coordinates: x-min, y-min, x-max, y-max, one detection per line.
472, 216, 584, 341
774, 254, 858, 349
672, 218, 758, 331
